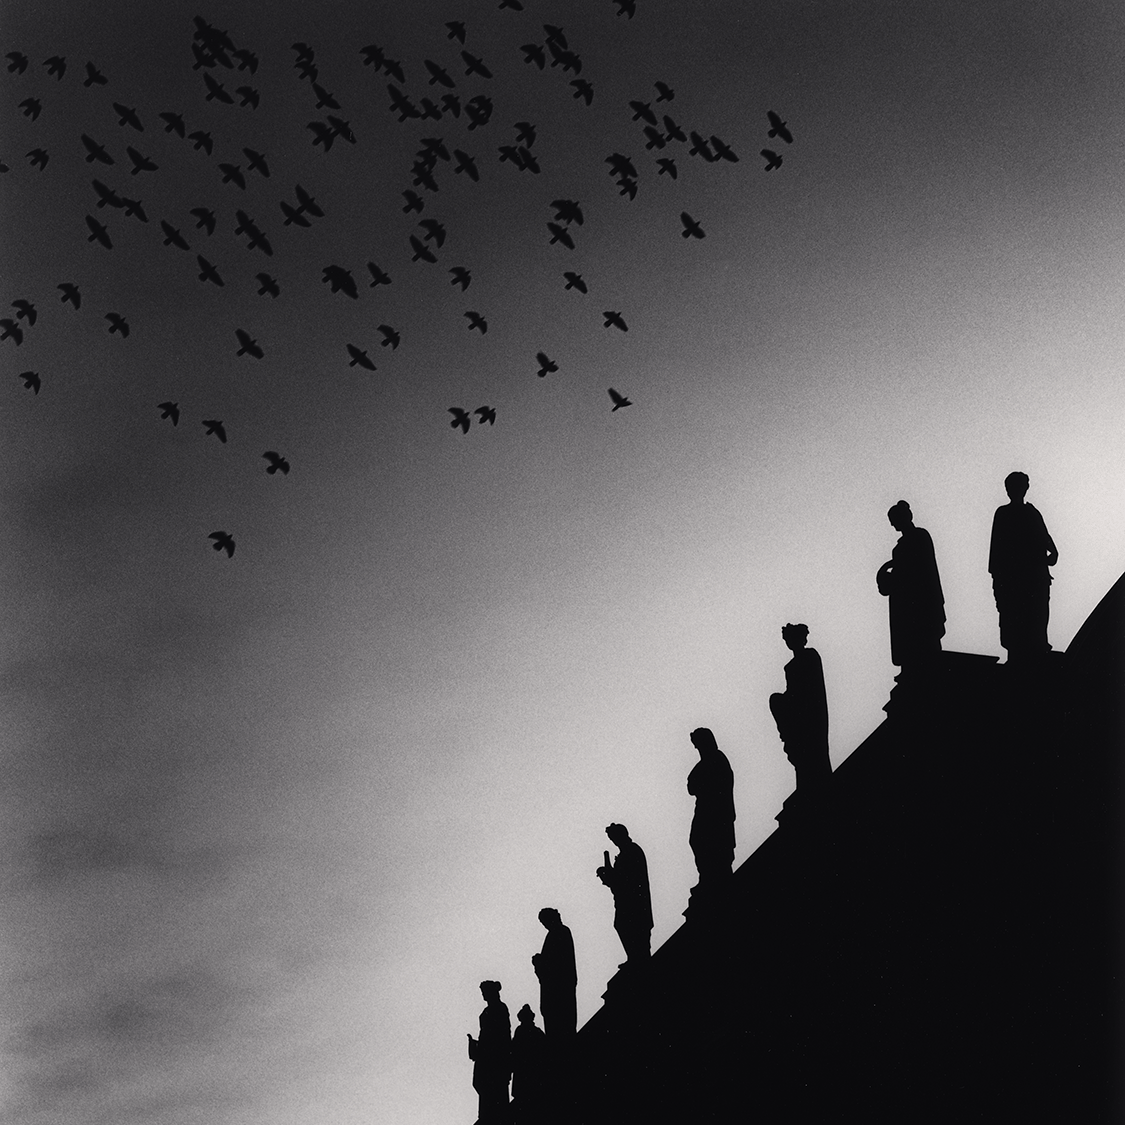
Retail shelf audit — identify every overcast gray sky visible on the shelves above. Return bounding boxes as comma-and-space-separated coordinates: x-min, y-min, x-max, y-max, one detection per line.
2, 2, 1124, 1123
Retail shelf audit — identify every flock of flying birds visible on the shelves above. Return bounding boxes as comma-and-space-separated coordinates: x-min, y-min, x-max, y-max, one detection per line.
4, 10, 795, 558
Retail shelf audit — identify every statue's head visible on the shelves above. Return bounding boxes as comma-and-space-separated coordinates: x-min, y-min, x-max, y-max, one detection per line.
605, 823, 630, 846
689, 727, 717, 754
537, 907, 560, 930
517, 1004, 536, 1024
479, 980, 502, 1001
887, 500, 913, 531
1004, 471, 1029, 501
782, 622, 809, 651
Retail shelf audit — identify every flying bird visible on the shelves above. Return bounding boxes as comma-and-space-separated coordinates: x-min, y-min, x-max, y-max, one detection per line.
188, 130, 214, 154
614, 0, 636, 17
662, 115, 686, 142
125, 145, 157, 174
77, 61, 101, 87
761, 149, 782, 171
418, 219, 447, 247
196, 256, 223, 286
547, 222, 575, 249
208, 531, 235, 557
570, 79, 594, 105
347, 344, 376, 370
449, 266, 471, 290
218, 163, 246, 189
419, 136, 451, 161
326, 115, 356, 143
308, 120, 336, 151
255, 273, 279, 297
453, 149, 479, 180
536, 352, 558, 377
6, 52, 28, 74
387, 85, 419, 121
446, 20, 467, 42
680, 212, 705, 239
58, 283, 81, 307
12, 300, 36, 325
544, 23, 568, 48
294, 184, 324, 217
516, 146, 540, 173
295, 59, 318, 83
112, 103, 143, 131
92, 179, 124, 208
234, 329, 262, 358
617, 177, 638, 200
441, 93, 461, 117
521, 43, 546, 69
280, 201, 311, 227
105, 312, 129, 336
474, 406, 496, 425
766, 110, 793, 144
378, 325, 401, 349
236, 86, 260, 109
563, 272, 587, 293
121, 197, 148, 222
311, 82, 340, 109
158, 401, 179, 424
360, 43, 386, 68
291, 42, 314, 63
710, 135, 739, 162
603, 311, 628, 331
425, 59, 455, 88
233, 49, 259, 73
657, 157, 678, 178
190, 207, 216, 235
448, 407, 471, 433
81, 134, 114, 164
44, 55, 66, 79
85, 214, 112, 248
322, 266, 358, 298
552, 199, 584, 225
160, 220, 190, 250
203, 73, 234, 103
159, 112, 186, 136
629, 100, 657, 125
462, 51, 492, 78
263, 451, 290, 475
383, 58, 406, 84
654, 81, 674, 101
19, 98, 41, 120
26, 148, 49, 170
643, 126, 666, 150
367, 262, 392, 287
464, 311, 488, 333
409, 235, 437, 264
243, 148, 269, 177
0, 320, 23, 345
514, 121, 537, 147
609, 388, 632, 411
19, 370, 40, 394
605, 152, 638, 178
688, 132, 717, 161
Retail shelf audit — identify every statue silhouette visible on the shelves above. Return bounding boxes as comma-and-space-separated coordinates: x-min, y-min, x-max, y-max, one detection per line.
989, 472, 1057, 662
876, 501, 945, 678
510, 1004, 548, 1123
686, 728, 735, 901
596, 823, 654, 965
768, 623, 832, 795
532, 907, 577, 1040
467, 980, 511, 1124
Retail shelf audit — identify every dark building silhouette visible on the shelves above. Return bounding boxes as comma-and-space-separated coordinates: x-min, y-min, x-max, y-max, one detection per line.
877, 500, 945, 676
768, 623, 832, 799
989, 471, 1058, 661
564, 571, 1123, 1124
532, 908, 577, 1041
596, 824, 653, 965
466, 980, 510, 1124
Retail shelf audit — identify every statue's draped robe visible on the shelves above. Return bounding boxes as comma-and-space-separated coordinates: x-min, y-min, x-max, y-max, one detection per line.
989, 502, 1054, 655
881, 526, 945, 667
769, 647, 831, 790
535, 924, 577, 1039
687, 749, 735, 881
605, 839, 653, 960
472, 998, 511, 1123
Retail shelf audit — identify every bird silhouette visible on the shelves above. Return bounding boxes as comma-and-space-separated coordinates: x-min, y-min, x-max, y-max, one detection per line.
203, 419, 228, 442
188, 130, 214, 154
19, 98, 41, 120
388, 85, 420, 122
280, 201, 310, 227
453, 149, 479, 180
203, 73, 234, 103
347, 344, 377, 370
158, 401, 179, 425
6, 52, 28, 74
688, 132, 716, 161
291, 42, 314, 63
425, 59, 456, 88
92, 179, 124, 208
629, 100, 657, 125
643, 126, 666, 150
411, 163, 439, 193
464, 94, 493, 129
208, 531, 235, 557
19, 370, 40, 394
85, 215, 113, 248
44, 55, 66, 79
418, 219, 447, 247
190, 207, 216, 235
766, 110, 793, 144
409, 235, 438, 264
57, 283, 81, 308
449, 407, 471, 433
236, 86, 260, 109
218, 163, 246, 189
446, 21, 467, 42
360, 43, 386, 69
378, 325, 401, 350
710, 135, 739, 162
609, 388, 632, 410
322, 266, 358, 298
475, 406, 496, 425
662, 114, 686, 142
367, 262, 392, 287
441, 93, 462, 117
570, 79, 594, 105
327, 116, 356, 144
384, 58, 406, 84
105, 312, 129, 336
521, 44, 546, 69
263, 451, 290, 475
761, 149, 782, 171
255, 273, 279, 297
549, 45, 582, 74
547, 222, 575, 249
657, 157, 678, 178
516, 146, 540, 173
462, 51, 492, 78
680, 212, 705, 238
418, 98, 440, 122
233, 49, 258, 73
449, 266, 471, 290
536, 352, 558, 377
126, 146, 157, 174
603, 311, 628, 331
243, 148, 269, 177
654, 80, 674, 101
81, 134, 114, 164
420, 136, 451, 161
464, 311, 488, 333
160, 220, 190, 250
234, 329, 263, 358
543, 23, 568, 48
27, 149, 49, 170
12, 300, 36, 325
112, 102, 143, 131
617, 177, 638, 200
605, 152, 638, 179
614, 0, 636, 17
0, 320, 23, 345
196, 256, 224, 286
311, 82, 340, 110
563, 272, 588, 293
121, 197, 148, 222
514, 121, 537, 147
294, 184, 324, 217
159, 111, 186, 136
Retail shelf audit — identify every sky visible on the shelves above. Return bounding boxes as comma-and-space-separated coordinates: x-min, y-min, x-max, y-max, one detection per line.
1, 1, 1124, 1122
